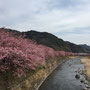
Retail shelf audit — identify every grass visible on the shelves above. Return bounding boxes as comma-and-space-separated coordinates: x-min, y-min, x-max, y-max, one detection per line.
0, 56, 68, 90
81, 57, 90, 82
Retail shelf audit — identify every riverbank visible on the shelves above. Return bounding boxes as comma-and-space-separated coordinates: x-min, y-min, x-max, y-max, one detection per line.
0, 56, 70, 90
13, 56, 69, 90
81, 57, 90, 84
39, 57, 88, 90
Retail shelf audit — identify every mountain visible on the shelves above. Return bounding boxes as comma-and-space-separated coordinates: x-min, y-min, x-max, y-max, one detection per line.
80, 44, 90, 53
0, 28, 89, 53
66, 42, 86, 53
22, 30, 86, 53
22, 30, 71, 51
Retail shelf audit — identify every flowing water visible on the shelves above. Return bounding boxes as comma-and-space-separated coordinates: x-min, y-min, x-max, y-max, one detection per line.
39, 57, 89, 90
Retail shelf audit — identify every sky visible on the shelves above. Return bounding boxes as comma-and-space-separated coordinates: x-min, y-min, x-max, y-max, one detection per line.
0, 0, 90, 45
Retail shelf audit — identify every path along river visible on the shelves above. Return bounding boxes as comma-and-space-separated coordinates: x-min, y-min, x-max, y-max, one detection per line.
39, 57, 90, 90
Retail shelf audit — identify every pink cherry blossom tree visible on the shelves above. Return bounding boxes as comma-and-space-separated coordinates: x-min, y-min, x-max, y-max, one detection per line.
0, 28, 89, 77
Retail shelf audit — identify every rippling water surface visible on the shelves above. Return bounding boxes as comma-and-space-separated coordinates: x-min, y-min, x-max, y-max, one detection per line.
39, 57, 88, 90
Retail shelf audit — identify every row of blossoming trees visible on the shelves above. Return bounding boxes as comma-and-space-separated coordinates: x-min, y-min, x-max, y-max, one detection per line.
0, 29, 89, 77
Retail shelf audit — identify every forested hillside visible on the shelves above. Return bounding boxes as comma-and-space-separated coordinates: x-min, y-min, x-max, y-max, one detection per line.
1, 28, 90, 53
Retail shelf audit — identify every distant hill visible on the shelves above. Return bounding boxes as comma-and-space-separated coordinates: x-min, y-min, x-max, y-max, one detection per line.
65, 42, 86, 53
80, 44, 90, 53
22, 30, 86, 53
0, 28, 89, 53
22, 30, 71, 51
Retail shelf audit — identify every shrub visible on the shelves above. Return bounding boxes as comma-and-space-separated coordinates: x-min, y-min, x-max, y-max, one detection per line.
0, 30, 46, 77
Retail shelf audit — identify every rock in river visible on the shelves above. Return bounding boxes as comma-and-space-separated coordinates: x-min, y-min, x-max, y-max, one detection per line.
80, 79, 85, 83
75, 74, 80, 79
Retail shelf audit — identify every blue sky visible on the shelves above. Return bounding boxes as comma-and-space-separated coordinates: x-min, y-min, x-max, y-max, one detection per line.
0, 0, 90, 45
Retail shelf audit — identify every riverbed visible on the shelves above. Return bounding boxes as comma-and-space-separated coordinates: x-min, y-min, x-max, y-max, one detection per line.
39, 57, 90, 90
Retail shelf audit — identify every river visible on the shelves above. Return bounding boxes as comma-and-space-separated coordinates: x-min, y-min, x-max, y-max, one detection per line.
39, 57, 89, 90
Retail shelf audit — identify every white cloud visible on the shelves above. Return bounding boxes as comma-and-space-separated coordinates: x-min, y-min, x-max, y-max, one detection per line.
0, 0, 90, 45
57, 33, 90, 45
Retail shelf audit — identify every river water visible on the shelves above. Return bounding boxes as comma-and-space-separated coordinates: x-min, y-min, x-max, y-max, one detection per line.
39, 57, 89, 90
